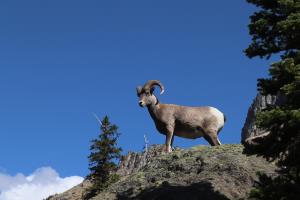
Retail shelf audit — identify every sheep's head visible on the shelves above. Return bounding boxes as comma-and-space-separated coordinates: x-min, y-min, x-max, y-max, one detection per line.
136, 80, 164, 107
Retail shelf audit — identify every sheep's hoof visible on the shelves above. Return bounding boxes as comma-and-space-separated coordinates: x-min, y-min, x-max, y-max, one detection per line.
164, 146, 172, 153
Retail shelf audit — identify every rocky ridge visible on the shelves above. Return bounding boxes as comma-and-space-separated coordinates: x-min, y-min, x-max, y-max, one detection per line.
48, 144, 276, 200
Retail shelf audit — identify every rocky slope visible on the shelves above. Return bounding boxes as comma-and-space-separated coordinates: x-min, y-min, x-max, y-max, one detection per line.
47, 144, 276, 200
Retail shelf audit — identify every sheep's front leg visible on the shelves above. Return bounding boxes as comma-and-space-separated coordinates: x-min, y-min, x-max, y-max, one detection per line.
165, 125, 174, 153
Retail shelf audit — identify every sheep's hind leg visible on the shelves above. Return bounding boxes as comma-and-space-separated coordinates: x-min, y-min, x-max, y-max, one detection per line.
170, 135, 176, 151
171, 135, 175, 147
203, 130, 221, 146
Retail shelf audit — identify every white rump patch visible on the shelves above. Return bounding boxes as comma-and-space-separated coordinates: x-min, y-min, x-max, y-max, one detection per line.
209, 107, 225, 130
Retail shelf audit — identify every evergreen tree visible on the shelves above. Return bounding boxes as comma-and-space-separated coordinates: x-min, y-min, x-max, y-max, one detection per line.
245, 0, 300, 199
84, 116, 122, 199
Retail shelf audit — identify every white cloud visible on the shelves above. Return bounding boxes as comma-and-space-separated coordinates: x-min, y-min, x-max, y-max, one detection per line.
0, 167, 84, 200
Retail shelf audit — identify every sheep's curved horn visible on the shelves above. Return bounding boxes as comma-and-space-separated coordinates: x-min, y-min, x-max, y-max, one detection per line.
143, 80, 165, 95
136, 86, 142, 95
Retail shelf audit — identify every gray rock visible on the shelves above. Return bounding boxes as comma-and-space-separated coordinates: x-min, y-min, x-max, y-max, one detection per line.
117, 145, 169, 176
241, 94, 277, 142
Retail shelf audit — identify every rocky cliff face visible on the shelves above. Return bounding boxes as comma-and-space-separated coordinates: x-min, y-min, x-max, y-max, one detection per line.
47, 145, 276, 200
241, 94, 277, 142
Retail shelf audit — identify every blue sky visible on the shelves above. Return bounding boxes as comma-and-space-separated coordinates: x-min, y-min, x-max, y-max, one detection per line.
0, 0, 275, 179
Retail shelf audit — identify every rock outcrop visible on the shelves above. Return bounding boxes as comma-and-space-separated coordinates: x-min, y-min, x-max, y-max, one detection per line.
241, 93, 286, 150
47, 144, 277, 200
241, 94, 277, 143
117, 145, 169, 176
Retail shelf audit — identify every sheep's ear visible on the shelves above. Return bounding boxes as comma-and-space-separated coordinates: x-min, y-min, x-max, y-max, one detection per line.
136, 86, 142, 96
150, 87, 155, 94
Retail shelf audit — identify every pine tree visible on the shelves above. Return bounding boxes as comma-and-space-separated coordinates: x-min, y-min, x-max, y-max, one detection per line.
245, 0, 300, 199
84, 116, 122, 199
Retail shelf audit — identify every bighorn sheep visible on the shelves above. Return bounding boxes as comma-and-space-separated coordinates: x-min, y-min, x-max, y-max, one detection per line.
136, 80, 226, 153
